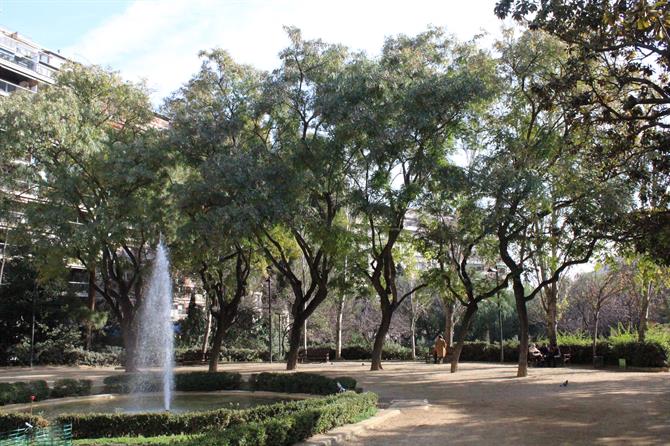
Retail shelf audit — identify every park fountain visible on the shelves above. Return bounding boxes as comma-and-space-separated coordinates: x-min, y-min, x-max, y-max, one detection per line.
135, 240, 174, 411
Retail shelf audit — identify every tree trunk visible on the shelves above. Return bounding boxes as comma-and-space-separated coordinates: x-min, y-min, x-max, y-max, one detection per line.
638, 283, 652, 342
85, 269, 96, 351
592, 310, 599, 361
450, 303, 478, 373
286, 319, 303, 370
444, 300, 455, 350
545, 286, 559, 348
410, 293, 416, 360
201, 309, 212, 362
335, 294, 345, 360
208, 317, 226, 372
122, 319, 138, 372
514, 279, 530, 377
371, 303, 393, 371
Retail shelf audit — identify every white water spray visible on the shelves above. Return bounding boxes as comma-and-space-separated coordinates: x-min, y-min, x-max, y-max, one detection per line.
136, 240, 174, 411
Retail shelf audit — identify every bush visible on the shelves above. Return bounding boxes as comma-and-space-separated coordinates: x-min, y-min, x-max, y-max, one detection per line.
50, 379, 92, 398
251, 373, 357, 395
179, 392, 378, 446
62, 348, 122, 367
56, 391, 375, 439
174, 371, 241, 391
0, 412, 49, 432
103, 371, 242, 394
339, 343, 414, 361
176, 347, 265, 363
0, 380, 49, 405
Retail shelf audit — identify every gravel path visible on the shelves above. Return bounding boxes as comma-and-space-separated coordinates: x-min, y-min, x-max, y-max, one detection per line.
1, 361, 668, 445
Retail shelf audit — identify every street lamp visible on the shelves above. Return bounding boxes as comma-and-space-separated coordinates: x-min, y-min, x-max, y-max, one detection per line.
266, 266, 273, 363
487, 266, 504, 363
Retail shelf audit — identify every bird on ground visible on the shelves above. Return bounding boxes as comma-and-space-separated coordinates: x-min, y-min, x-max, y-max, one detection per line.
560, 380, 569, 387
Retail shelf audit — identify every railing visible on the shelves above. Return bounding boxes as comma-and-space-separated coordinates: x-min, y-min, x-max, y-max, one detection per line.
0, 34, 55, 79
0, 78, 34, 94
0, 423, 73, 445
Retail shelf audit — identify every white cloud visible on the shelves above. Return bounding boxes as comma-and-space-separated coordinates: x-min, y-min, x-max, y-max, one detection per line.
66, 0, 508, 106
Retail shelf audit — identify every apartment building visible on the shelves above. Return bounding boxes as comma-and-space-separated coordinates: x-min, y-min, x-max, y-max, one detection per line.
0, 27, 197, 322
0, 26, 66, 95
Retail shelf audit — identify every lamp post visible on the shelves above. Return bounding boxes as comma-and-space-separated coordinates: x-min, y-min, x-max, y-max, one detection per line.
487, 267, 504, 363
266, 267, 273, 364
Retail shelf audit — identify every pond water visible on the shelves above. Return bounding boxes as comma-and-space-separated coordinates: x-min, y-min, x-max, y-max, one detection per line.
16, 392, 294, 419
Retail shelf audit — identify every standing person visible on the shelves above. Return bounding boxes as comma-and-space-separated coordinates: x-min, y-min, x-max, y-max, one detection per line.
433, 334, 448, 364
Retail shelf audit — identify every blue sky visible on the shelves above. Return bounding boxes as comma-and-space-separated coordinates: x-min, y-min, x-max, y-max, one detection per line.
1, 0, 507, 103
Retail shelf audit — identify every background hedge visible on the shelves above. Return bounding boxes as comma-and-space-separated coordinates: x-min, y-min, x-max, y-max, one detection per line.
0, 380, 49, 405
103, 371, 242, 394
250, 373, 357, 395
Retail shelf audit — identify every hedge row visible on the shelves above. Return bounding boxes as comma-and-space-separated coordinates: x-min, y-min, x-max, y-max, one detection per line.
455, 340, 668, 367
251, 373, 357, 395
0, 379, 90, 406
179, 392, 378, 446
177, 348, 265, 363
56, 391, 372, 439
103, 372, 242, 394
0, 412, 49, 433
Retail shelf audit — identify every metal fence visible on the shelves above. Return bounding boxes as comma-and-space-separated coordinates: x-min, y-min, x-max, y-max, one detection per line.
0, 423, 72, 446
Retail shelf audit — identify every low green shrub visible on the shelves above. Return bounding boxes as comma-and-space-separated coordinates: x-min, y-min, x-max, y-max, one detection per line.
0, 380, 49, 405
174, 371, 241, 391
181, 392, 378, 446
251, 373, 356, 395
57, 391, 373, 439
176, 347, 264, 363
62, 348, 122, 367
50, 379, 93, 398
0, 412, 49, 432
339, 343, 414, 361
103, 371, 242, 394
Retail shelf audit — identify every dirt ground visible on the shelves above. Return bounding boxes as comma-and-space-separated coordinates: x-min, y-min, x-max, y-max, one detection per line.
1, 361, 668, 445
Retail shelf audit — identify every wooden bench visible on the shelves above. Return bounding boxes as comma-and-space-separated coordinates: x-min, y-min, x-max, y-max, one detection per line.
298, 350, 330, 363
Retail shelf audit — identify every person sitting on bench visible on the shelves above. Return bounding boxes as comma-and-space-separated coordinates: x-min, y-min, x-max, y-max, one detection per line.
529, 343, 544, 365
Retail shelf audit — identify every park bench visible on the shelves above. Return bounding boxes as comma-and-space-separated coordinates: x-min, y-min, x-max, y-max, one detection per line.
298, 348, 330, 363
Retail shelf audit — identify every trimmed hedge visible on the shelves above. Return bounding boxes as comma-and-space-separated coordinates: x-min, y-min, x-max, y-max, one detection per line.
0, 412, 49, 433
455, 340, 668, 367
251, 373, 357, 395
0, 380, 49, 405
103, 371, 242, 394
180, 392, 378, 446
56, 391, 373, 440
50, 379, 92, 398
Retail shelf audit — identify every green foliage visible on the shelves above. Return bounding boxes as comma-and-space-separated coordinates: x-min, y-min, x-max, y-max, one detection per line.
0, 412, 49, 432
556, 331, 592, 346
50, 379, 93, 399
251, 373, 356, 395
0, 380, 49, 405
57, 391, 374, 440
103, 371, 242, 394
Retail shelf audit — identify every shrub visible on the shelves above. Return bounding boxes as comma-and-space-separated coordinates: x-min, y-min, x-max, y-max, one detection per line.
339, 343, 414, 361
174, 371, 241, 391
0, 412, 48, 432
179, 392, 378, 446
251, 373, 357, 395
50, 379, 92, 398
103, 372, 242, 394
62, 348, 122, 366
0, 380, 49, 405
56, 391, 374, 439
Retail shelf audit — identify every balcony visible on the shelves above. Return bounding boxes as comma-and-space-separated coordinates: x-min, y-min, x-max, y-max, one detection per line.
0, 35, 55, 81
0, 78, 34, 95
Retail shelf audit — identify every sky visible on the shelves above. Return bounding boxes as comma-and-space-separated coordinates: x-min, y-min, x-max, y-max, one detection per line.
0, 0, 508, 104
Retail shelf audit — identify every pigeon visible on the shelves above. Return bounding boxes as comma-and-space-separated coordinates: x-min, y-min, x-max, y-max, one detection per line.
560, 380, 569, 387
336, 381, 347, 393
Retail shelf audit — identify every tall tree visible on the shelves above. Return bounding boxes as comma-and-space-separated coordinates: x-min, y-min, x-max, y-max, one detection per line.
495, 0, 670, 265
165, 49, 262, 372
481, 31, 632, 377
0, 64, 171, 371
343, 29, 497, 370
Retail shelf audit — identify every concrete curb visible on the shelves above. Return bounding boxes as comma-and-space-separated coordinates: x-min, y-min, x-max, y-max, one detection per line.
296, 399, 430, 446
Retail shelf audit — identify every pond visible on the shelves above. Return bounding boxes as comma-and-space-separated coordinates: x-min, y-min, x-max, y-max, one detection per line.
12, 392, 296, 419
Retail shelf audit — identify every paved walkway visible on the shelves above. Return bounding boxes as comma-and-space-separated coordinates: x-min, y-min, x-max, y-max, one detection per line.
1, 361, 668, 445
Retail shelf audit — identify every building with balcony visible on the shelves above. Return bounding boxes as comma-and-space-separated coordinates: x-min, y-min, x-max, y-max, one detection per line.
0, 26, 66, 96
